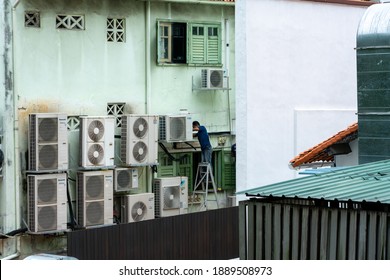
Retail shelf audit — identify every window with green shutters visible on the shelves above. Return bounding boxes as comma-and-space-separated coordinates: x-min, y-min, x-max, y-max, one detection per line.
214, 150, 236, 190
188, 23, 221, 65
157, 20, 221, 66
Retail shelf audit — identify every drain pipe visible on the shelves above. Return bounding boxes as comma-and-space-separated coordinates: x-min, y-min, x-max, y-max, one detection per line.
145, 0, 151, 115
11, 0, 21, 238
224, 17, 233, 134
145, 1, 152, 192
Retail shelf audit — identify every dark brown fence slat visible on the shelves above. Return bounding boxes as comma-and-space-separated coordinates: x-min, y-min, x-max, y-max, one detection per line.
68, 207, 239, 260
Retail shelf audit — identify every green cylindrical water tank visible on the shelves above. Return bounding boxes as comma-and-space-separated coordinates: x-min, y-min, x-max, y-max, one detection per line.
357, 3, 390, 164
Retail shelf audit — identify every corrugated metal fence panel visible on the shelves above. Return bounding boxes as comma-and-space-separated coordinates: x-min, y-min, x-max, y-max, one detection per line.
239, 200, 390, 260
68, 206, 238, 260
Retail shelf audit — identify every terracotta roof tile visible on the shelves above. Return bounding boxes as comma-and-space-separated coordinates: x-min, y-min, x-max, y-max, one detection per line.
289, 122, 358, 169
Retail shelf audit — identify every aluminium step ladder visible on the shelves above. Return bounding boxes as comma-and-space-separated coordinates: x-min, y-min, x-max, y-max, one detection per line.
190, 162, 220, 211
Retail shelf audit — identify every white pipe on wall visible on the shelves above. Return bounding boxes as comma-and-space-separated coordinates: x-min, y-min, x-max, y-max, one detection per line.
224, 16, 233, 133
145, 1, 152, 192
12, 0, 20, 234
145, 1, 151, 115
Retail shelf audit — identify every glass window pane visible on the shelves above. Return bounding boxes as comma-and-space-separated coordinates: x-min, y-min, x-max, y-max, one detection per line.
199, 27, 204, 36
160, 38, 169, 59
192, 26, 197, 35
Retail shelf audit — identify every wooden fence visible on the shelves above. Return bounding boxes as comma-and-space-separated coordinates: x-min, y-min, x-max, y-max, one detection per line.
239, 199, 390, 260
68, 206, 239, 260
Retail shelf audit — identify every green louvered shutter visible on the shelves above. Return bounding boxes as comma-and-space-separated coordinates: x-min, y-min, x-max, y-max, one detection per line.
206, 25, 221, 64
189, 24, 206, 64
157, 153, 175, 177
189, 23, 221, 65
214, 151, 236, 190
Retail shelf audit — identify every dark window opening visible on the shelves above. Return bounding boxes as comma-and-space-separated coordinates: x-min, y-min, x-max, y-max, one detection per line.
172, 23, 187, 64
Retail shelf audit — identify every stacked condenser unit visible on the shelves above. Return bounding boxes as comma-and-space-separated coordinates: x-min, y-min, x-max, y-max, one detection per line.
27, 113, 69, 233
120, 114, 159, 166
114, 114, 160, 223
26, 112, 195, 232
77, 116, 116, 228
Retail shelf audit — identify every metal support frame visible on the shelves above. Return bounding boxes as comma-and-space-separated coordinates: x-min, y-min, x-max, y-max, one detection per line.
190, 162, 220, 211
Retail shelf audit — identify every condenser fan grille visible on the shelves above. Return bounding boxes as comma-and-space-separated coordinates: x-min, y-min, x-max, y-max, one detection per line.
85, 175, 104, 200
117, 170, 131, 189
88, 120, 105, 142
210, 70, 223, 87
37, 179, 57, 204
163, 186, 180, 209
38, 145, 58, 170
38, 118, 58, 142
38, 206, 57, 231
133, 117, 148, 138
132, 141, 148, 162
131, 201, 147, 222
169, 117, 186, 140
85, 201, 104, 226
88, 144, 105, 165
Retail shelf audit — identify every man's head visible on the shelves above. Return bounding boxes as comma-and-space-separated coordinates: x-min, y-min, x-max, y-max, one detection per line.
192, 121, 200, 129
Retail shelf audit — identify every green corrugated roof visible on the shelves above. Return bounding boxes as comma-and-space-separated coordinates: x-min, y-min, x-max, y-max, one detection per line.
238, 159, 390, 204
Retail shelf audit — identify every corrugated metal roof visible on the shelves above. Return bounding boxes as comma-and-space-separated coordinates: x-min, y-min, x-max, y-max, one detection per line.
238, 159, 390, 204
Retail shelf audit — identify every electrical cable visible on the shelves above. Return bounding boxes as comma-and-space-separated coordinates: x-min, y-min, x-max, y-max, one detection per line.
0, 148, 4, 170
158, 142, 190, 162
4, 227, 28, 237
66, 175, 78, 230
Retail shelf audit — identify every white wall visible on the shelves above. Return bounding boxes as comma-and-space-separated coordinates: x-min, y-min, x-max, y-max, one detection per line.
236, 0, 368, 196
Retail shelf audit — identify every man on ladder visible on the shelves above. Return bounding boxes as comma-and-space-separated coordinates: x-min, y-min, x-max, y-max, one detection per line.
192, 121, 213, 167
191, 121, 219, 211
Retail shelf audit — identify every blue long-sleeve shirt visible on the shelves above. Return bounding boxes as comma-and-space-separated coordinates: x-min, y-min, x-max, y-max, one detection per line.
197, 126, 212, 150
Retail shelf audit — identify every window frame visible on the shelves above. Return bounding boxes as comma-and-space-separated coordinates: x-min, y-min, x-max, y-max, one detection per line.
158, 22, 172, 63
157, 20, 222, 66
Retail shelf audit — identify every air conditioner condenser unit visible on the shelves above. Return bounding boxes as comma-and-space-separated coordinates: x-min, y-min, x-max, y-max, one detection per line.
77, 170, 114, 228
153, 176, 188, 217
120, 193, 155, 223
159, 114, 193, 143
120, 114, 159, 166
79, 116, 115, 168
28, 113, 68, 171
114, 167, 138, 192
27, 173, 68, 233
201, 69, 225, 89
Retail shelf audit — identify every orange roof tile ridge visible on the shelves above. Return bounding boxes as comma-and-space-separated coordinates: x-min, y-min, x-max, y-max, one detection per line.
289, 122, 358, 168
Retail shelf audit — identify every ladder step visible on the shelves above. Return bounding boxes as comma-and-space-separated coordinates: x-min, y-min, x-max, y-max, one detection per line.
193, 191, 207, 195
